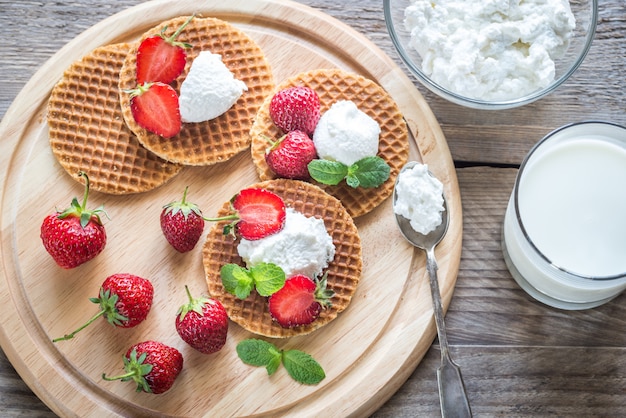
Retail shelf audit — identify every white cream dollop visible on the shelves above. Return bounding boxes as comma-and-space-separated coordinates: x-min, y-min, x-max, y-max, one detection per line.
237, 208, 335, 279
404, 0, 576, 100
393, 163, 445, 235
313, 100, 381, 166
178, 51, 247, 123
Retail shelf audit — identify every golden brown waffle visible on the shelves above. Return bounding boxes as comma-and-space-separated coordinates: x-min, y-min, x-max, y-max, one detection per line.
202, 179, 362, 338
249, 68, 409, 218
118, 16, 275, 166
47, 43, 182, 194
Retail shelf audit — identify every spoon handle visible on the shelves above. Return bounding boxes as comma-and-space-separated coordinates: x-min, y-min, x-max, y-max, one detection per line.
426, 247, 472, 418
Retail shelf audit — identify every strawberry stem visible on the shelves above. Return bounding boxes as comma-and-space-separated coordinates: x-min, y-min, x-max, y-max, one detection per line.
177, 285, 210, 320
163, 186, 203, 220
102, 349, 153, 393
170, 14, 194, 41
52, 310, 105, 342
57, 171, 108, 227
51, 287, 129, 342
180, 186, 190, 205
202, 214, 239, 222
161, 14, 195, 48
79, 171, 89, 209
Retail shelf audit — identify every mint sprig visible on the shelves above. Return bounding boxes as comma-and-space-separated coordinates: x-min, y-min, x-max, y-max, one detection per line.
308, 156, 390, 188
237, 339, 326, 385
220, 262, 285, 299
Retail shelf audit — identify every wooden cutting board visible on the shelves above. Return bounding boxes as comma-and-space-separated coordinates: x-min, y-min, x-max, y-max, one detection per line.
0, 0, 462, 416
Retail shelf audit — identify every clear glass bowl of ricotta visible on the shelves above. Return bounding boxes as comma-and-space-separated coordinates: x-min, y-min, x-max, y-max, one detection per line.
384, 0, 598, 110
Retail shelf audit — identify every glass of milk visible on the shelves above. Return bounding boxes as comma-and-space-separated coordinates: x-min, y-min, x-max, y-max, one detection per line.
502, 121, 626, 310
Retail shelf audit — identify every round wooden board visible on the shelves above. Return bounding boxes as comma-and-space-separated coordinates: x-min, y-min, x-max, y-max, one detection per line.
0, 0, 462, 416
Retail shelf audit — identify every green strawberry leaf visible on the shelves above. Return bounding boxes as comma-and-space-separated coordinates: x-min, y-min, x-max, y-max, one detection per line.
346, 156, 390, 188
308, 159, 348, 185
236, 339, 326, 384
220, 264, 254, 299
282, 349, 326, 385
251, 263, 285, 297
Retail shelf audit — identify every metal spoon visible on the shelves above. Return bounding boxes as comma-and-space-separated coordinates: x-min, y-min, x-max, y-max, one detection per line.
393, 161, 472, 418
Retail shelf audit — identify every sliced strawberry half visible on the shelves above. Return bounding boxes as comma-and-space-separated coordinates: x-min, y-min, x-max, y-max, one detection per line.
136, 15, 194, 84
128, 82, 182, 138
205, 188, 286, 240
232, 188, 286, 240
268, 275, 334, 328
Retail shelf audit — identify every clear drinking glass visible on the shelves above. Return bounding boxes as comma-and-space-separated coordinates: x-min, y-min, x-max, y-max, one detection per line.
502, 121, 626, 310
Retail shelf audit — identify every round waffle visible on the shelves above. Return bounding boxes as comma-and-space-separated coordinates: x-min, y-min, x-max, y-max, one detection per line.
249, 68, 409, 218
202, 179, 362, 338
47, 43, 182, 194
118, 16, 275, 166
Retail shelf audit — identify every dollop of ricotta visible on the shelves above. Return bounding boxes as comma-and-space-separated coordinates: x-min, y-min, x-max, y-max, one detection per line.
313, 100, 381, 166
237, 208, 335, 279
178, 51, 247, 123
404, 0, 576, 100
393, 163, 444, 235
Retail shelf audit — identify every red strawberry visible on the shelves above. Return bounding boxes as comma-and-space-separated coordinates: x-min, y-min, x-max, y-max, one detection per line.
265, 130, 318, 179
102, 340, 183, 394
175, 285, 228, 354
52, 273, 154, 342
161, 186, 205, 253
128, 82, 181, 138
269, 86, 321, 135
136, 15, 194, 84
268, 274, 334, 328
205, 188, 286, 240
40, 171, 107, 269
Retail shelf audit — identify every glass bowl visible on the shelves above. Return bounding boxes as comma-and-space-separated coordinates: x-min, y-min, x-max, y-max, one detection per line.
384, 0, 598, 110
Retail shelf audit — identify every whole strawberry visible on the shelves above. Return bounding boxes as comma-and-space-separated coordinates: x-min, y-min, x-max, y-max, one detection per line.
161, 186, 205, 253
102, 340, 183, 394
269, 86, 320, 135
268, 274, 334, 328
40, 171, 107, 269
265, 130, 318, 179
175, 285, 228, 354
136, 15, 194, 84
53, 273, 154, 342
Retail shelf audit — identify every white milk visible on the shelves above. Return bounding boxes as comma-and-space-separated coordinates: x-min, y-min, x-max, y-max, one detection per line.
502, 122, 626, 310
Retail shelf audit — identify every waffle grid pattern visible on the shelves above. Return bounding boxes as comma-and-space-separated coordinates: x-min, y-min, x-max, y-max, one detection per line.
47, 43, 182, 194
202, 179, 362, 338
118, 16, 275, 166
250, 68, 409, 217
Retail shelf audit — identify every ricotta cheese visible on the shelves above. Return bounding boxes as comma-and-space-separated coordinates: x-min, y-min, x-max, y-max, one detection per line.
393, 163, 444, 235
178, 51, 247, 123
313, 100, 381, 166
404, 0, 576, 100
237, 208, 335, 279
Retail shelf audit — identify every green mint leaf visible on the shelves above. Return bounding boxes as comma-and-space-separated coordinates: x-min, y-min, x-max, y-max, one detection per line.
236, 339, 283, 376
346, 156, 390, 189
251, 263, 286, 297
308, 159, 348, 185
220, 264, 253, 299
282, 349, 326, 385
266, 347, 283, 375
345, 167, 361, 188
237, 339, 325, 384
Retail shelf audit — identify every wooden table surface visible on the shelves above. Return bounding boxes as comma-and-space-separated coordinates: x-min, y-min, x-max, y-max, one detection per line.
1, 0, 625, 416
